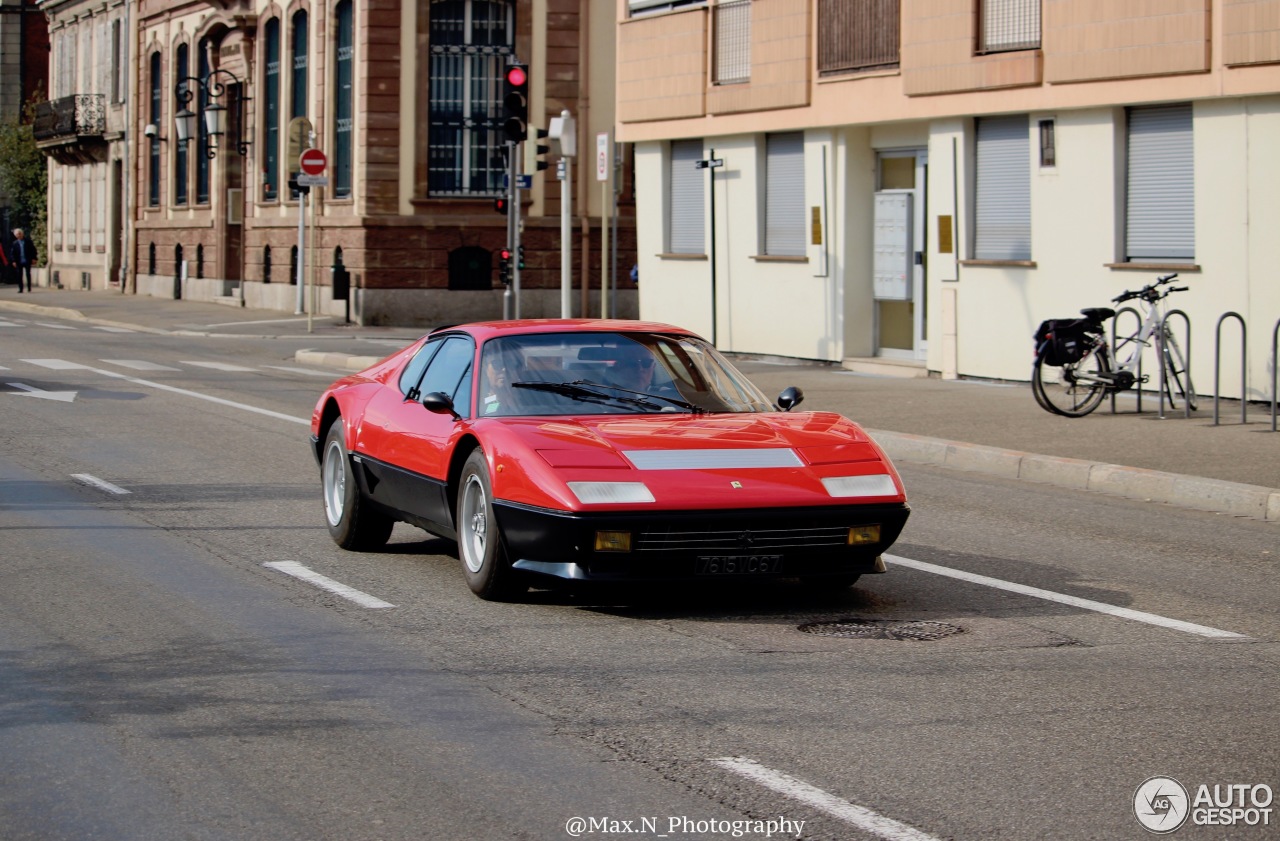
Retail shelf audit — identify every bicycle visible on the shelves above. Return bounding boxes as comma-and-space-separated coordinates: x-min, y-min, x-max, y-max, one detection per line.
1032, 273, 1198, 418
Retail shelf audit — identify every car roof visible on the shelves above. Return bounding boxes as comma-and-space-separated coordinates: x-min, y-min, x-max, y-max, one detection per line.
430, 318, 699, 343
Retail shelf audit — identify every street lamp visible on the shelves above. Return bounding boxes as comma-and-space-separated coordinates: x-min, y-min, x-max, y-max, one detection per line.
174, 69, 249, 157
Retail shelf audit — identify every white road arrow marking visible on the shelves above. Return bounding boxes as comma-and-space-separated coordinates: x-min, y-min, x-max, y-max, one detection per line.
5, 382, 78, 402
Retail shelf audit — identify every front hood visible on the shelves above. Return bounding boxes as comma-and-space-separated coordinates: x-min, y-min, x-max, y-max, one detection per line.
487, 411, 903, 510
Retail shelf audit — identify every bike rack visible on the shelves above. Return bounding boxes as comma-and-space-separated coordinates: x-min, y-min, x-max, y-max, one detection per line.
1109, 306, 1145, 414
1157, 309, 1193, 419
1213, 312, 1247, 426
1271, 317, 1280, 432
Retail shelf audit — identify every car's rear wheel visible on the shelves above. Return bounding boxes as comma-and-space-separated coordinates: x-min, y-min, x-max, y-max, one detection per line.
322, 417, 393, 550
457, 449, 526, 600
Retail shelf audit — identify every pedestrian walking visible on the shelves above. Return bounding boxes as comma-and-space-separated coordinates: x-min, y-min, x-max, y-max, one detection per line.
10, 228, 36, 292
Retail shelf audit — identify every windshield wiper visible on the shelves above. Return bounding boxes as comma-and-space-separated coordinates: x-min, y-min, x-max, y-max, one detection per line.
568, 380, 703, 413
512, 381, 667, 411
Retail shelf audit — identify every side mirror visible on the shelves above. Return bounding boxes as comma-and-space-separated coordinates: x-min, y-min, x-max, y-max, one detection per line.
776, 386, 804, 412
422, 391, 460, 420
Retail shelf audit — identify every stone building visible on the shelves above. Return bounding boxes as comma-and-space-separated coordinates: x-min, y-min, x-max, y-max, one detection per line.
130, 0, 634, 325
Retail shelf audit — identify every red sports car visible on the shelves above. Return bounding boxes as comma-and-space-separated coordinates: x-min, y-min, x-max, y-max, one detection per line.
311, 320, 910, 600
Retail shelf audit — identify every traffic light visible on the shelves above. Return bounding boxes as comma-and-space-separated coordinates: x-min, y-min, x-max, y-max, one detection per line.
517, 245, 526, 270
494, 197, 508, 215
526, 127, 550, 172
503, 64, 529, 142
497, 248, 512, 285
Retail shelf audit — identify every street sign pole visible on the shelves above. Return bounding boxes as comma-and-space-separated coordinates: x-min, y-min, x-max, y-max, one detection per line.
696, 152, 724, 346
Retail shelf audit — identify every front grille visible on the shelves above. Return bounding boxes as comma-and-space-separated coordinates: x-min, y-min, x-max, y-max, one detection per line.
636, 525, 851, 553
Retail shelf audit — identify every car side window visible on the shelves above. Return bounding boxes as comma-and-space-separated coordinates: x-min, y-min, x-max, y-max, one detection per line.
418, 336, 475, 414
399, 339, 442, 399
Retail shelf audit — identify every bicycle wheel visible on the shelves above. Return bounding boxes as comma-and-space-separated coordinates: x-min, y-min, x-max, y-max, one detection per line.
1032, 344, 1111, 417
1160, 330, 1198, 411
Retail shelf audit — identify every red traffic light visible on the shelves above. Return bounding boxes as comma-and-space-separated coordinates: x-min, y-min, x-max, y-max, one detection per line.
506, 66, 527, 87
499, 249, 512, 260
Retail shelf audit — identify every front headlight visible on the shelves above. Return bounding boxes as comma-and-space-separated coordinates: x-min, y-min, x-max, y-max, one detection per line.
821, 474, 897, 498
567, 481, 656, 504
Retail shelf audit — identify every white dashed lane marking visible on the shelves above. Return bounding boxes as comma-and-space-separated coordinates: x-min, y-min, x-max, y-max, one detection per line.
180, 360, 257, 372
712, 757, 944, 841
263, 562, 395, 609
72, 474, 131, 495
100, 359, 182, 371
885, 554, 1249, 640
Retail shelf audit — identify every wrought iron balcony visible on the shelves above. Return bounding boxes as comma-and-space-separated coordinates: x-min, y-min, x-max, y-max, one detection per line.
33, 94, 109, 165
33, 94, 106, 142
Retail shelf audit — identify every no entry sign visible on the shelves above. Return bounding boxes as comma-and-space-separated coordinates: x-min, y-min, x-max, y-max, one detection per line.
299, 148, 327, 175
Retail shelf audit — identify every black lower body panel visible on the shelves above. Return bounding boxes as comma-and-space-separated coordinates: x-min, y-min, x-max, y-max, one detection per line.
494, 502, 910, 583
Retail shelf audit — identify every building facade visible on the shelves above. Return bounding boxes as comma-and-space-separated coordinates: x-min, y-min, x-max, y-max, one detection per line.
127, 0, 634, 325
3, 0, 50, 252
617, 0, 1280, 401
36, 0, 129, 292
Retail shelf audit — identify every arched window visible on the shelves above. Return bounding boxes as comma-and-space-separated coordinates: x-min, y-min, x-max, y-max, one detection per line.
263, 18, 281, 201
289, 11, 309, 198
174, 244, 184, 279
148, 242, 157, 274
196, 244, 205, 278
263, 245, 273, 283
427, 0, 513, 196
334, 0, 354, 199
149, 52, 161, 207
174, 43, 189, 206
197, 38, 212, 204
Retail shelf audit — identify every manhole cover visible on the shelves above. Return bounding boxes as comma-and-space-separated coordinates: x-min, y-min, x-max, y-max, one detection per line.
798, 618, 964, 641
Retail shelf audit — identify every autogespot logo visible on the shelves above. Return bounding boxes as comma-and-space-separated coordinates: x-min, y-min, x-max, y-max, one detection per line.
1135, 776, 1190, 834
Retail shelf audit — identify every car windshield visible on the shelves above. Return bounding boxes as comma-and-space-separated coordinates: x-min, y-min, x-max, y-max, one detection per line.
477, 332, 774, 417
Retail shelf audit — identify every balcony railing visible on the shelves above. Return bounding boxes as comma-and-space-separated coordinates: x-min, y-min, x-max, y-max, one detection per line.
33, 94, 106, 142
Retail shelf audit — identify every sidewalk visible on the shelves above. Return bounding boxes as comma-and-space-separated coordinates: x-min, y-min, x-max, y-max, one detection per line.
4, 287, 1277, 521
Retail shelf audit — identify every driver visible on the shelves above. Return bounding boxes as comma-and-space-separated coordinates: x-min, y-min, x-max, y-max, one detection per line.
480, 344, 528, 416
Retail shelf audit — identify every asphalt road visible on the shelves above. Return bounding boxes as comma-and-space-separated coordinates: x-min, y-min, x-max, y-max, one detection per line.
1, 313, 1276, 840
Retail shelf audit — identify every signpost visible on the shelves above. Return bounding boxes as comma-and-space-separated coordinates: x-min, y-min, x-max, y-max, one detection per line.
697, 153, 724, 346
299, 150, 327, 333
299, 148, 327, 176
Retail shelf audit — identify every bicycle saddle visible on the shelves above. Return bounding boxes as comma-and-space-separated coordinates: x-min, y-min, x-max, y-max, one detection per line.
1079, 307, 1115, 323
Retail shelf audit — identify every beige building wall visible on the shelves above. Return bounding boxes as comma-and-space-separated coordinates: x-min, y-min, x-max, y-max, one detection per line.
619, 1, 1280, 397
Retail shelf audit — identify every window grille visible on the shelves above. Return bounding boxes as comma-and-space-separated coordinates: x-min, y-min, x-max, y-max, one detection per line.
714, 1, 751, 85
427, 0, 514, 197
979, 0, 1040, 53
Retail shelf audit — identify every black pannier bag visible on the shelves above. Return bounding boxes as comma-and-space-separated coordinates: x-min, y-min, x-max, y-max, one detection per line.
1034, 318, 1092, 366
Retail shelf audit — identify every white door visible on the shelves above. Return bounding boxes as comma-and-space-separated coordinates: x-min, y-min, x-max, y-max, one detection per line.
875, 150, 927, 360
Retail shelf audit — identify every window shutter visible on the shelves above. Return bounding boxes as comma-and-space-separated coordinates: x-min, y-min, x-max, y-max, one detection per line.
669, 140, 705, 254
974, 115, 1031, 261
766, 132, 805, 257
1126, 104, 1194, 262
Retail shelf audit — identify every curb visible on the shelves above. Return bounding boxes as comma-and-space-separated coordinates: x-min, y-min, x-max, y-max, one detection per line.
0, 299, 171, 335
295, 349, 383, 371
868, 429, 1280, 522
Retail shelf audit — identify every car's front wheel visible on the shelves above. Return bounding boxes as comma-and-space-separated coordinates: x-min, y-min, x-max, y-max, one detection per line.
322, 417, 393, 550
457, 449, 525, 600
